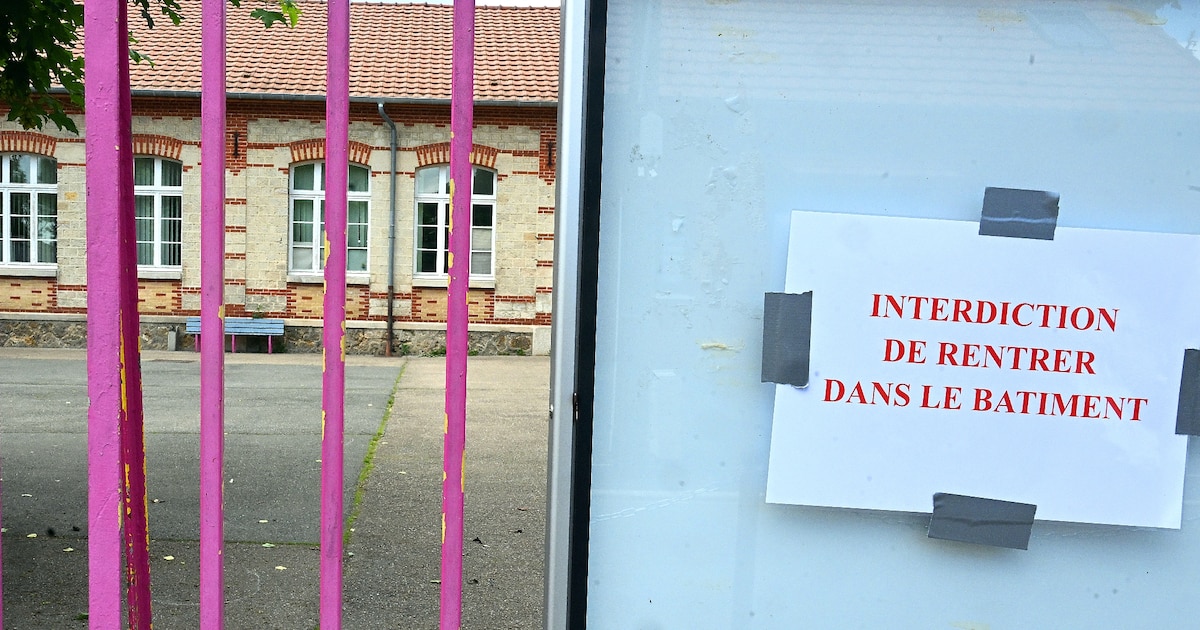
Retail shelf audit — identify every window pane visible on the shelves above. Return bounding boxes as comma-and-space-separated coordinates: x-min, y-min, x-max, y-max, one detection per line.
161, 160, 182, 187
293, 163, 316, 190
37, 236, 56, 263
9, 155, 29, 183
38, 193, 56, 217
164, 216, 182, 241
472, 168, 495, 196
419, 227, 439, 249
11, 193, 30, 218
136, 217, 154, 243
472, 203, 493, 227
163, 215, 183, 264
470, 252, 492, 275
348, 200, 368, 223
349, 165, 370, 192
416, 167, 442, 194
162, 196, 182, 219
347, 249, 367, 272
163, 217, 182, 245
418, 202, 439, 226
137, 242, 154, 266
37, 158, 56, 184
293, 222, 313, 244
134, 158, 155, 186
11, 215, 29, 240
292, 246, 313, 271
293, 199, 313, 222
471, 227, 493, 252
418, 250, 438, 273
135, 195, 154, 218
348, 225, 368, 247
162, 241, 181, 266
37, 213, 56, 242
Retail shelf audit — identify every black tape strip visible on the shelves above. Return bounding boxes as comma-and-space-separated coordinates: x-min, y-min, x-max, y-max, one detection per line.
1176, 349, 1200, 436
928, 493, 1036, 550
979, 187, 1060, 240
761, 291, 812, 388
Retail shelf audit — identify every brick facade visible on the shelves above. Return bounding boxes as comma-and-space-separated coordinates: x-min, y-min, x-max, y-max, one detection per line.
0, 96, 557, 353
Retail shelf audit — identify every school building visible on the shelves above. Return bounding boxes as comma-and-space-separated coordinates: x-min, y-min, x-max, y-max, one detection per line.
0, 1, 560, 354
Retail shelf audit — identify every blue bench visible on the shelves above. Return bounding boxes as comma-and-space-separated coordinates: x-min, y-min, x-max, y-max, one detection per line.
185, 316, 285, 354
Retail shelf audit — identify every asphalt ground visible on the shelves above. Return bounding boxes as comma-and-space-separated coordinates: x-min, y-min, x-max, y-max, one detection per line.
0, 348, 550, 629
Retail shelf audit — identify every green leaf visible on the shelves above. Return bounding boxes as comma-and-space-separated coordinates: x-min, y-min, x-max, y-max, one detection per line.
280, 0, 302, 27
249, 8, 286, 29
128, 33, 155, 67
1, 0, 302, 132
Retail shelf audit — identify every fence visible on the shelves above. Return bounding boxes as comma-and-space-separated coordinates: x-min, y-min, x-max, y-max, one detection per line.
27, 1, 480, 628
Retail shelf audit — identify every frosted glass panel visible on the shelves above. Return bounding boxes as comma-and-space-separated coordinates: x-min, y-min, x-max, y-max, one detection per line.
588, 1, 1200, 627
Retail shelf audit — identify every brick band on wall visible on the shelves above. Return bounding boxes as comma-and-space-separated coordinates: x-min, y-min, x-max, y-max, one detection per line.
289, 138, 373, 165
132, 134, 184, 160
0, 131, 57, 157
414, 142, 498, 169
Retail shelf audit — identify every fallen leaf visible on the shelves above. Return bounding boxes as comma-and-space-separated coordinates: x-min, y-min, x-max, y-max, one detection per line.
275, 566, 287, 571
63, 547, 75, 553
26, 533, 37, 538
163, 555, 175, 561
20, 493, 32, 498
262, 543, 275, 548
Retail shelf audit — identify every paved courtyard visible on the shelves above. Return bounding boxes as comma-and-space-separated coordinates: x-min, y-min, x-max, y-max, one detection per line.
0, 348, 550, 629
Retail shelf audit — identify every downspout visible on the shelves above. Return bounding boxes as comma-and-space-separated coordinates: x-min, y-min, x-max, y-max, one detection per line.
377, 101, 399, 356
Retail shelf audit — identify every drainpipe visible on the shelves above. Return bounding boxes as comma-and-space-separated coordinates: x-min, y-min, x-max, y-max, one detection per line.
377, 101, 399, 356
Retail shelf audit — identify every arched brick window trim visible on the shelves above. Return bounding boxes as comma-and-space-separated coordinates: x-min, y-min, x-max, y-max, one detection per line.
0, 131, 57, 158
414, 142, 498, 169
289, 139, 373, 166
132, 134, 184, 161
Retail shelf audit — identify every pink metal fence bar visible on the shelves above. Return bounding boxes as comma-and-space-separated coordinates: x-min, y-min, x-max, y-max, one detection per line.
200, 0, 229, 626
117, 1, 153, 625
441, 1, 474, 627
84, 0, 152, 627
118, 48, 154, 630
320, 0, 351, 627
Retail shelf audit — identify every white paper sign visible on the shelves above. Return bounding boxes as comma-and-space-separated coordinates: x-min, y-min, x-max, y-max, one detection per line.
766, 211, 1200, 528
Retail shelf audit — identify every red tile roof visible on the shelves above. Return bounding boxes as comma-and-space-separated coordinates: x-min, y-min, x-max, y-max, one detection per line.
119, 1, 559, 104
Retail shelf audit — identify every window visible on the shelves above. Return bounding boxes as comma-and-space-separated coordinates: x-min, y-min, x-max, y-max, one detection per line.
289, 161, 370, 273
134, 157, 183, 267
414, 165, 495, 278
1, 154, 57, 265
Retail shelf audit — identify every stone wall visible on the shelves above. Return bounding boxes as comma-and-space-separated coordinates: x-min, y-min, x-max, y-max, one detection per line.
0, 318, 531, 356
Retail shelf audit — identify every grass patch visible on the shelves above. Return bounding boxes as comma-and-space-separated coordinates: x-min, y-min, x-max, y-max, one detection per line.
343, 360, 407, 545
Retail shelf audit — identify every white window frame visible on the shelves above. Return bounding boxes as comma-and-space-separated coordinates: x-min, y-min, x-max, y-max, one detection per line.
134, 156, 184, 269
0, 153, 57, 268
288, 161, 371, 275
413, 165, 496, 280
